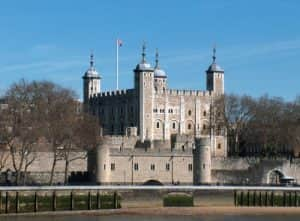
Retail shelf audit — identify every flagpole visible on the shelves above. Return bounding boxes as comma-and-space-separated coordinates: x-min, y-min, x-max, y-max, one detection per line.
116, 39, 119, 90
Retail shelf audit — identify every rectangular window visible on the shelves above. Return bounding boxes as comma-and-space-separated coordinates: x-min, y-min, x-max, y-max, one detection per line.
104, 164, 106, 170
150, 164, 155, 171
111, 163, 115, 171
188, 164, 193, 171
134, 163, 139, 171
166, 163, 170, 171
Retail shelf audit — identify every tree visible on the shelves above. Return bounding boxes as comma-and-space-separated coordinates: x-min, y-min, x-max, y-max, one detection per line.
215, 94, 255, 156
0, 79, 42, 185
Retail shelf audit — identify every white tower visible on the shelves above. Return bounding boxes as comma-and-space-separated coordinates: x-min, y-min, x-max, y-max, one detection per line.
83, 53, 101, 104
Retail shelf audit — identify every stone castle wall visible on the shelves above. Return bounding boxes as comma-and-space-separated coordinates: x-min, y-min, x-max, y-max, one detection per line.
0, 151, 87, 184
1, 150, 300, 185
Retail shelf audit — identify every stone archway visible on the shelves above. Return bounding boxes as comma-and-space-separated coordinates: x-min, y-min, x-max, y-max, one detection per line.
143, 179, 163, 186
267, 169, 284, 185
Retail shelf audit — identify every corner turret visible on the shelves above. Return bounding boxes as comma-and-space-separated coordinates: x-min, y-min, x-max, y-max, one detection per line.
83, 53, 101, 105
206, 47, 224, 94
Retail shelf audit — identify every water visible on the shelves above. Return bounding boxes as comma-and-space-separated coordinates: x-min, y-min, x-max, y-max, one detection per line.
1, 215, 299, 221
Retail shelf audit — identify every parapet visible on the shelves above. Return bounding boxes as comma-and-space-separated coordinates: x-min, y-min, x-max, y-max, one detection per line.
166, 89, 212, 97
90, 89, 136, 102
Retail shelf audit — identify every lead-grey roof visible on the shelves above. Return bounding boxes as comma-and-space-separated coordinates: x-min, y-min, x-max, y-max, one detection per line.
207, 62, 224, 72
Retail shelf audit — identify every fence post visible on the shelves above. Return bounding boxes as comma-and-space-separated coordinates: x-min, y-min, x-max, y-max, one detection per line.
271, 191, 274, 207
97, 191, 101, 209
0, 191, 2, 214
259, 191, 262, 207
15, 191, 19, 213
247, 191, 250, 207
70, 191, 74, 211
289, 192, 292, 207
253, 191, 256, 206
264, 191, 268, 207
34, 191, 38, 212
52, 191, 56, 211
88, 191, 92, 210
283, 192, 286, 207
113, 191, 118, 209
5, 192, 9, 214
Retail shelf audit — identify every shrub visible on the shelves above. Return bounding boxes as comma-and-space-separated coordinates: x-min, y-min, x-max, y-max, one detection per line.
163, 194, 194, 207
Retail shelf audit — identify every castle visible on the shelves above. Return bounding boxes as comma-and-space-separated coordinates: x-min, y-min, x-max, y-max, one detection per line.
85, 44, 227, 185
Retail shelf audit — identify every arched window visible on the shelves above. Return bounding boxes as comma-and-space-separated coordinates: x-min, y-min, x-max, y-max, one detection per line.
188, 124, 192, 130
217, 143, 221, 149
188, 110, 192, 116
156, 122, 160, 128
203, 124, 206, 130
172, 122, 176, 129
203, 111, 207, 117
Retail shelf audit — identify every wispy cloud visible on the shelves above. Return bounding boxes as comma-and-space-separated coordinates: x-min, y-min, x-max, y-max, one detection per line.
0, 58, 85, 74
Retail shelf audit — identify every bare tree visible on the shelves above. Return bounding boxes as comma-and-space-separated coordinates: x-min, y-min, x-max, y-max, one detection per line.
215, 94, 255, 156
0, 151, 9, 172
0, 79, 42, 185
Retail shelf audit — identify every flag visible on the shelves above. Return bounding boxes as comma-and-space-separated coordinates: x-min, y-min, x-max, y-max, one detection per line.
117, 39, 123, 47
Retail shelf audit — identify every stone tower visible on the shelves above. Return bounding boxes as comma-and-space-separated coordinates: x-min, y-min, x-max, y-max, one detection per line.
134, 43, 154, 141
206, 48, 224, 94
193, 137, 212, 184
82, 53, 101, 105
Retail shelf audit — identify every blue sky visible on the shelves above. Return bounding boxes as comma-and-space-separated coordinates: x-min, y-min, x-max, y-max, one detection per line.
0, 0, 299, 100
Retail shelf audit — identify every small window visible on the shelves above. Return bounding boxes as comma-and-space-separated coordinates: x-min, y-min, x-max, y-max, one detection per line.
134, 163, 139, 171
203, 164, 205, 169
150, 164, 155, 171
188, 124, 192, 130
172, 122, 176, 129
166, 163, 170, 171
182, 145, 185, 151
203, 111, 207, 117
111, 163, 115, 171
156, 122, 160, 128
217, 143, 221, 149
188, 164, 193, 171
188, 110, 192, 116
104, 164, 106, 170
203, 124, 206, 130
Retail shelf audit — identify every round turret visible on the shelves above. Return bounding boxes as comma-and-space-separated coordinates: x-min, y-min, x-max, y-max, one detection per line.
193, 137, 212, 184
94, 139, 111, 184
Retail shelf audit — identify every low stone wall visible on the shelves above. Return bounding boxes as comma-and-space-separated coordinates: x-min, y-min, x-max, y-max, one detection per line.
0, 151, 88, 185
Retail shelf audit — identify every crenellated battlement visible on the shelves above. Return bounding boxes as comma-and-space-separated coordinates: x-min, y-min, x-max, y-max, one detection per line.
92, 89, 135, 99
164, 89, 213, 97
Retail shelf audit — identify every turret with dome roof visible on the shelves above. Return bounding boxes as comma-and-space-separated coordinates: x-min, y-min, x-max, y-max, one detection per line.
82, 53, 101, 105
206, 47, 224, 94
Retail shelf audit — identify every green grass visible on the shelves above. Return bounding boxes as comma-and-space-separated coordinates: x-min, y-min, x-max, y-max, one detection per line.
163, 194, 194, 207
